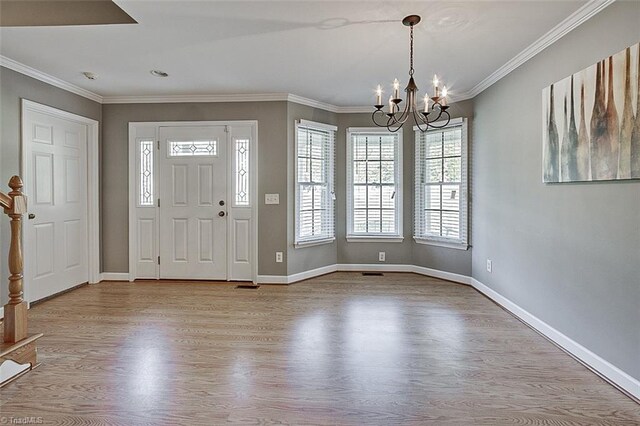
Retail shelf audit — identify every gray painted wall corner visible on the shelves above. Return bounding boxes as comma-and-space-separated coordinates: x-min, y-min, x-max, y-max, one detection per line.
471, 1, 640, 380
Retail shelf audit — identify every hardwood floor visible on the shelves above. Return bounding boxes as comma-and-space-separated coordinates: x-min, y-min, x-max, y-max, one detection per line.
1, 272, 638, 425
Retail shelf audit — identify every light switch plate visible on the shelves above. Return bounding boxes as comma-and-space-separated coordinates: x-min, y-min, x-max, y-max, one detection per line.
265, 193, 280, 205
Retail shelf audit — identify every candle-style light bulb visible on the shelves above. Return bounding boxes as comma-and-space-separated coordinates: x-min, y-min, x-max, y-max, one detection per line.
393, 78, 400, 99
441, 86, 448, 106
389, 95, 394, 114
423, 94, 429, 112
433, 75, 440, 98
376, 85, 382, 105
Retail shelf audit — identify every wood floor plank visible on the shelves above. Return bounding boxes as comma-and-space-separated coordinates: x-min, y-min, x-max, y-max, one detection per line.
1, 272, 638, 425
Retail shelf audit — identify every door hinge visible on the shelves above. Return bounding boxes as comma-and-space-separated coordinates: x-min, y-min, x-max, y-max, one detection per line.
224, 125, 229, 133
157, 140, 160, 150
157, 256, 160, 265
157, 198, 160, 207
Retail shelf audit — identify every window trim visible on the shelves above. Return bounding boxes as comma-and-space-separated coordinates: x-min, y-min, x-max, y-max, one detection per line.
294, 119, 337, 248
346, 127, 403, 240
413, 117, 469, 250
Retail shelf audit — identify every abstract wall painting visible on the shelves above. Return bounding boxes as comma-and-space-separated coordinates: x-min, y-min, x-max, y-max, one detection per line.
542, 42, 640, 183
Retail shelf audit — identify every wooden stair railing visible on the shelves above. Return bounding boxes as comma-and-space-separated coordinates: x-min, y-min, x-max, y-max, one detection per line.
0, 176, 43, 387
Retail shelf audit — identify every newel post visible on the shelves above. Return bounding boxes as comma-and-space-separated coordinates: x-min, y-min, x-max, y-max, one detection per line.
4, 175, 28, 343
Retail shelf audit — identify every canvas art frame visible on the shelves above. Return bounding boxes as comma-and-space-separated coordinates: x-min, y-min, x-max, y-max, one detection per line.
542, 42, 640, 183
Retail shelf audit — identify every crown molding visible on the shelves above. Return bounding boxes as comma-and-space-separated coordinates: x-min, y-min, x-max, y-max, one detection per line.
101, 93, 291, 104
101, 93, 381, 114
334, 105, 375, 114
0, 55, 103, 103
467, 0, 616, 98
286, 93, 340, 113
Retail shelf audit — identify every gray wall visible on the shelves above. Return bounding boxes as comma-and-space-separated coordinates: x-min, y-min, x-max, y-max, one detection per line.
101, 101, 289, 276
286, 102, 338, 275
0, 67, 102, 304
471, 1, 640, 380
336, 100, 473, 276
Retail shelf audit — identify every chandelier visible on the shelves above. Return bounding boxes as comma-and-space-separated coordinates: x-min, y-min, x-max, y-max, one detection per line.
372, 15, 451, 132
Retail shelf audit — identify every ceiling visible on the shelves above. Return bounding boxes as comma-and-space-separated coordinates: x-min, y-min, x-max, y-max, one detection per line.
0, 1, 136, 27
0, 1, 590, 107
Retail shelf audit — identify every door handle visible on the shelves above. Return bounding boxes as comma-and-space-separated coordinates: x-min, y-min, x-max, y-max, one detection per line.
218, 211, 226, 217
28, 213, 36, 220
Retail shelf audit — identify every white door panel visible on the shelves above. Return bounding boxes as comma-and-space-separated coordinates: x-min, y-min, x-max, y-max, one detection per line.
25, 110, 88, 302
233, 219, 250, 263
158, 126, 227, 279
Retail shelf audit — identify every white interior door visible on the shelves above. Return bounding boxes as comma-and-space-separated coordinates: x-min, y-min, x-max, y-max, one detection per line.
24, 109, 88, 302
158, 126, 228, 279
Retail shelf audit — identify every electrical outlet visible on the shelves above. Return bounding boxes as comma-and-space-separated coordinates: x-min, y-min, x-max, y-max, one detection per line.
486, 259, 492, 273
379, 252, 386, 262
276, 252, 283, 263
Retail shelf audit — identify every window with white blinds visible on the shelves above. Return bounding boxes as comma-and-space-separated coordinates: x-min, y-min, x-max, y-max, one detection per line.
347, 128, 403, 241
414, 118, 468, 249
295, 120, 336, 246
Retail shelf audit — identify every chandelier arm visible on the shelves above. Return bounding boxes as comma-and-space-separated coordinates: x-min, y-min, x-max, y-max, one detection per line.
386, 116, 402, 131
372, 110, 390, 128
412, 109, 428, 133
386, 116, 404, 133
416, 108, 430, 126
431, 109, 444, 123
425, 109, 452, 129
392, 103, 411, 126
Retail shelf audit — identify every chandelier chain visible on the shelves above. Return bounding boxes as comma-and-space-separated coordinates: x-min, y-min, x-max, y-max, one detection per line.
409, 24, 414, 77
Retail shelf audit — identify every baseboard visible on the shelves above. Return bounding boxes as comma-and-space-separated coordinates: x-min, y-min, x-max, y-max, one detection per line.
411, 265, 472, 285
337, 264, 471, 285
287, 264, 338, 284
471, 278, 640, 402
257, 264, 338, 284
257, 263, 471, 286
100, 273, 130, 282
255, 275, 288, 284
337, 263, 414, 273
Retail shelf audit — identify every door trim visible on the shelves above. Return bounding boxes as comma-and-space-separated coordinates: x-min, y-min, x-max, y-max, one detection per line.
128, 121, 259, 283
20, 99, 101, 301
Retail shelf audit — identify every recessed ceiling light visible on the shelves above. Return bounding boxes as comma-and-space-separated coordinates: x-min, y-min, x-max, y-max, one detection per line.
150, 70, 169, 77
82, 71, 97, 80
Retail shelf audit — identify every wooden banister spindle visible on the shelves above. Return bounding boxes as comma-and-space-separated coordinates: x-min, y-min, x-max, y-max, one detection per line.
7, 176, 25, 305
3, 175, 28, 343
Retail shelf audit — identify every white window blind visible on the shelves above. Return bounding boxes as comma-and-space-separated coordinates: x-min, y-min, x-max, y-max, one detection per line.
414, 118, 468, 248
295, 120, 336, 246
347, 128, 402, 240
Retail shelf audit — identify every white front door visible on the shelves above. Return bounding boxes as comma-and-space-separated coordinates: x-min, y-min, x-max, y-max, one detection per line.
24, 109, 88, 302
158, 126, 228, 279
